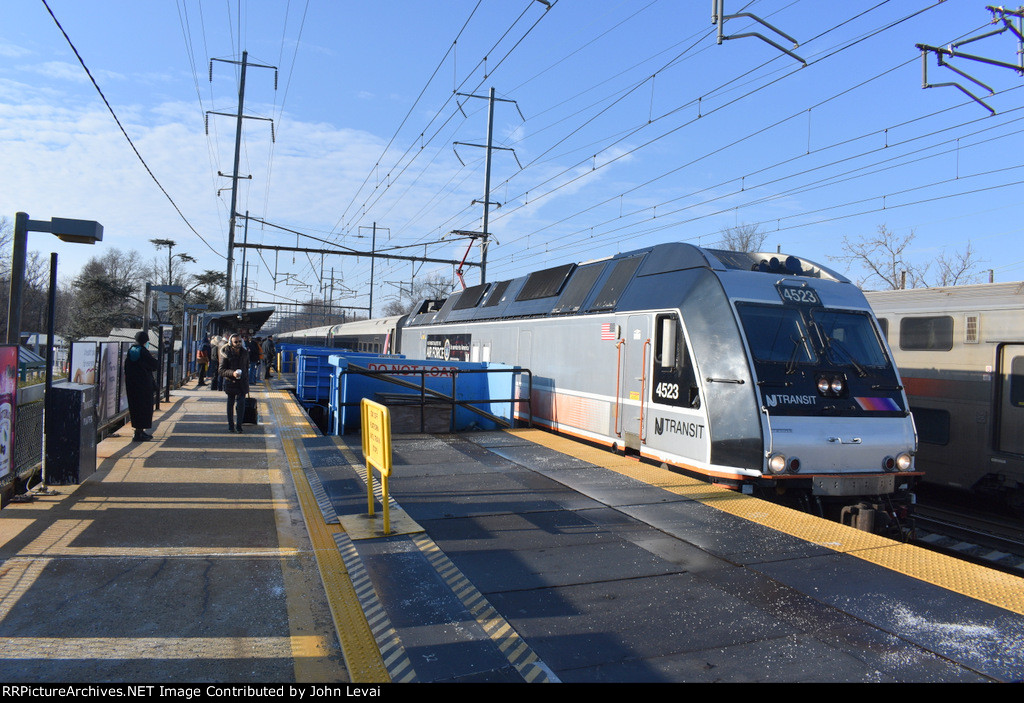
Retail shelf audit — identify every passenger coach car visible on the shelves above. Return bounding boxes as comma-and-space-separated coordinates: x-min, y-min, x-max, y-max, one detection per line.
867, 283, 1024, 513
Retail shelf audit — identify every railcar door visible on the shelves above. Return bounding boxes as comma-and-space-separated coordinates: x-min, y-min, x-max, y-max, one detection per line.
621, 315, 651, 450
996, 344, 1024, 455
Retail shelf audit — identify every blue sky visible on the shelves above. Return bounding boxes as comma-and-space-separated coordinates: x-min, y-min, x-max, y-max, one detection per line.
3, 1, 1024, 318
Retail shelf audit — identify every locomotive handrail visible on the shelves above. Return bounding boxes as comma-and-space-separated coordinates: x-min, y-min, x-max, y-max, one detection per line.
614, 339, 625, 437
340, 362, 533, 433
640, 338, 651, 443
761, 405, 774, 457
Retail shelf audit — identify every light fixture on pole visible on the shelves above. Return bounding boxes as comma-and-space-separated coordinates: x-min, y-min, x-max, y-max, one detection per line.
6, 212, 102, 345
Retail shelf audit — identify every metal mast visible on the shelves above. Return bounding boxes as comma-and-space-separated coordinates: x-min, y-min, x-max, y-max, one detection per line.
208, 52, 277, 308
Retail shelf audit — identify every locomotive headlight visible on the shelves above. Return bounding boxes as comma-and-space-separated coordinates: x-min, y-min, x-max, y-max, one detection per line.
830, 377, 844, 395
896, 452, 913, 471
816, 376, 830, 395
767, 453, 787, 474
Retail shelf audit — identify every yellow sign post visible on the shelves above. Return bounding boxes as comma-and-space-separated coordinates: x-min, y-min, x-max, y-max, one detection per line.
360, 398, 393, 535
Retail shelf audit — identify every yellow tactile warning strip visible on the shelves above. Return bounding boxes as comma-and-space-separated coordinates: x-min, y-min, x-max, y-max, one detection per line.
331, 435, 555, 683
411, 533, 556, 683
333, 533, 417, 683
262, 385, 391, 683
284, 432, 416, 683
261, 395, 349, 683
509, 428, 1024, 617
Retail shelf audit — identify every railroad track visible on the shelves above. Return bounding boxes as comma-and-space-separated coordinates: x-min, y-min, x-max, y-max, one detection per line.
912, 502, 1024, 576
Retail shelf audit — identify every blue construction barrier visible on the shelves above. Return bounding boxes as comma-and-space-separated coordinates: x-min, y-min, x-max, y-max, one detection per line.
294, 347, 404, 403
328, 355, 520, 434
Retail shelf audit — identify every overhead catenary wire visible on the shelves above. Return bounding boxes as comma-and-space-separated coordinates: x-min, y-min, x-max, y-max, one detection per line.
42, 0, 226, 260
185, 2, 1022, 311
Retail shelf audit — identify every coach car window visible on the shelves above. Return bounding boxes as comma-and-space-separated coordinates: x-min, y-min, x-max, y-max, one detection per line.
653, 313, 700, 408
899, 316, 953, 351
1010, 356, 1024, 408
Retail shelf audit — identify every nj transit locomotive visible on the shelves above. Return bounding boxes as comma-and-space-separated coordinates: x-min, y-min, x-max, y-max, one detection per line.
278, 243, 919, 525
866, 283, 1024, 514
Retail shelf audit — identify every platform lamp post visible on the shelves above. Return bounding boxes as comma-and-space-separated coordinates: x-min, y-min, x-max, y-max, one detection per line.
5, 213, 102, 497
6, 212, 103, 345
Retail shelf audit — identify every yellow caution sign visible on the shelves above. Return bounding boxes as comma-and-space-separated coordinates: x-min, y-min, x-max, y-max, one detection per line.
361, 399, 393, 534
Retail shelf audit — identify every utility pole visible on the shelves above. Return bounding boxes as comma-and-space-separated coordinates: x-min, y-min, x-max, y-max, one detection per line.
370, 223, 376, 318
208, 52, 277, 309
225, 50, 246, 311
359, 222, 390, 319
453, 88, 523, 285
481, 88, 495, 284
239, 211, 250, 308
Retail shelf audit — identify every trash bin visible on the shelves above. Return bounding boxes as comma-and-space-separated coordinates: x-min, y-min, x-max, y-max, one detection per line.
46, 382, 97, 484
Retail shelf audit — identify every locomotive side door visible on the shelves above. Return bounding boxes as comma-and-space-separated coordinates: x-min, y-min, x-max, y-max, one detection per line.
621, 315, 651, 450
996, 344, 1024, 455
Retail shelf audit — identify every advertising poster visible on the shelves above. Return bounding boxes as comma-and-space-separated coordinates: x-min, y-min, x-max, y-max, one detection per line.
0, 346, 17, 481
161, 325, 174, 393
98, 342, 119, 424
425, 334, 471, 362
70, 342, 97, 386
119, 342, 131, 413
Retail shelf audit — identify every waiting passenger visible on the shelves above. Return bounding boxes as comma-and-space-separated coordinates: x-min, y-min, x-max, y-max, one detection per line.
220, 333, 250, 433
124, 330, 159, 442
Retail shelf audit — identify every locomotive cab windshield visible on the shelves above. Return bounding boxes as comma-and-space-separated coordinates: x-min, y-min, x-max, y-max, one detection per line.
737, 301, 903, 417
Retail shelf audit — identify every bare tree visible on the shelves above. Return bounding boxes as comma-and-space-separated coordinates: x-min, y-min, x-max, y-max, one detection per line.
0, 216, 12, 280
834, 225, 921, 290
66, 249, 147, 338
717, 223, 768, 252
835, 224, 983, 290
382, 272, 455, 316
934, 241, 984, 286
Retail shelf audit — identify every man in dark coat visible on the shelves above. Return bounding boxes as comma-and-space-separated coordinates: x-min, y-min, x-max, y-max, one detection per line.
124, 330, 159, 441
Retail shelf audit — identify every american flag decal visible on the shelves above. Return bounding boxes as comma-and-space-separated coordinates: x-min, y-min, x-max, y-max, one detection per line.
601, 323, 618, 340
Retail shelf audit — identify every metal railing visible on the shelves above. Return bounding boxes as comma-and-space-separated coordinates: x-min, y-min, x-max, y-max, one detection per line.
337, 363, 533, 434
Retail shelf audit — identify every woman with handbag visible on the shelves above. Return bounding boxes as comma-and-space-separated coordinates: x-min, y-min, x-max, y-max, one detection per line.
218, 333, 249, 433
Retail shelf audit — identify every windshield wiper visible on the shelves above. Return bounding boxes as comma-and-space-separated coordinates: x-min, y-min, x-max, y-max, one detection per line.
824, 337, 868, 377
786, 335, 807, 375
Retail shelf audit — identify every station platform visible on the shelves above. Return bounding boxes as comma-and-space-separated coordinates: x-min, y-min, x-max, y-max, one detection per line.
2, 379, 1024, 683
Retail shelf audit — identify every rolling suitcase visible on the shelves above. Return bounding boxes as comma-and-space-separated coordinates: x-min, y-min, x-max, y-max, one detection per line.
243, 395, 259, 425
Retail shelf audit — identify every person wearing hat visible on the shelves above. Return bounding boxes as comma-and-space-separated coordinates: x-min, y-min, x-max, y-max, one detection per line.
124, 330, 159, 442
219, 333, 250, 433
